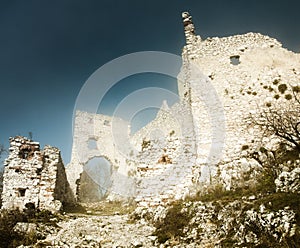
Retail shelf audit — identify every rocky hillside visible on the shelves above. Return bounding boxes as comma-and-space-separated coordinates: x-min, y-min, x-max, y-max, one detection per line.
0, 151, 299, 248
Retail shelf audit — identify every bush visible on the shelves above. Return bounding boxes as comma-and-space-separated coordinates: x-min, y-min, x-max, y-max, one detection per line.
153, 201, 191, 243
0, 209, 60, 247
0, 210, 32, 248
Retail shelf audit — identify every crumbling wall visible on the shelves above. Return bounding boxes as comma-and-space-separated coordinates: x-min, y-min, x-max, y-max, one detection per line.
66, 111, 136, 202
181, 12, 300, 188
1, 136, 75, 212
67, 12, 300, 206
130, 96, 199, 206
38, 145, 75, 211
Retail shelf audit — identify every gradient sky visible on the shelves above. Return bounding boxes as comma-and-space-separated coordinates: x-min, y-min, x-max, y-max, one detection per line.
0, 0, 300, 165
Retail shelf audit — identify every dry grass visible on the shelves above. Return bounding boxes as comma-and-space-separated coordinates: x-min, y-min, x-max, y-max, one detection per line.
80, 200, 136, 216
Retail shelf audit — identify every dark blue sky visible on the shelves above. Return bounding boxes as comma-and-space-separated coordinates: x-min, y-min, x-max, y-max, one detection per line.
0, 0, 300, 164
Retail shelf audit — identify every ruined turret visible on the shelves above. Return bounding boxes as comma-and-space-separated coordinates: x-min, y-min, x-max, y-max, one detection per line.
1, 136, 75, 212
182, 11, 199, 45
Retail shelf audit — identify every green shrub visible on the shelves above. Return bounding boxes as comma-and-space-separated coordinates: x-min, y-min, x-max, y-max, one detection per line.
0, 210, 38, 248
0, 210, 25, 247
64, 203, 86, 214
0, 208, 61, 248
81, 201, 136, 216
154, 201, 191, 243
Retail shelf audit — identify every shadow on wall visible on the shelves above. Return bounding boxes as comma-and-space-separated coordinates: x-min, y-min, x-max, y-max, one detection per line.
77, 157, 112, 202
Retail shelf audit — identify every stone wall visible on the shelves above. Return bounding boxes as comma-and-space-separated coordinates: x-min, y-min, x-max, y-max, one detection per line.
66, 111, 136, 202
67, 11, 300, 206
181, 12, 300, 187
1, 136, 75, 212
132, 101, 197, 206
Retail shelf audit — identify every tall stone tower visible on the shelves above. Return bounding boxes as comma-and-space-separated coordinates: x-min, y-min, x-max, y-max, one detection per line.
179, 11, 300, 188
179, 11, 217, 184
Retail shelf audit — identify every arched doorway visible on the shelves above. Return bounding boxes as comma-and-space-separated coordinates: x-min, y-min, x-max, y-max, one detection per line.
77, 157, 112, 202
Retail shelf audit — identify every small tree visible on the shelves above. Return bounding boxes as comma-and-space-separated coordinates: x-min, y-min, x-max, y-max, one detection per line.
253, 85, 300, 152
248, 84, 300, 185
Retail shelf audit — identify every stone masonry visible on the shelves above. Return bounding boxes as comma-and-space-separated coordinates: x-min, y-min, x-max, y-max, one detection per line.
67, 11, 300, 206
1, 12, 299, 211
1, 136, 75, 212
179, 12, 300, 188
66, 112, 136, 202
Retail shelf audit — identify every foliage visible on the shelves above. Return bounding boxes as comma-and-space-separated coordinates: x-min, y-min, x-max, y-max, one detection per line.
252, 84, 300, 151
0, 210, 35, 248
153, 201, 191, 243
63, 203, 87, 214
0, 209, 60, 248
0, 210, 25, 247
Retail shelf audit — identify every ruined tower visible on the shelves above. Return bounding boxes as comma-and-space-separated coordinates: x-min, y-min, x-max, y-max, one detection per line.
182, 12, 199, 45
180, 11, 300, 188
1, 136, 75, 212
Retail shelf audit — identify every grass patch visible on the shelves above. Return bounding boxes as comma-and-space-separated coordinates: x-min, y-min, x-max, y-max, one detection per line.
153, 201, 191, 243
81, 200, 136, 216
255, 193, 300, 213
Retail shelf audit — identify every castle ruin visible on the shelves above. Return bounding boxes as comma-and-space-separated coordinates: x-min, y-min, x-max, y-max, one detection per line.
0, 136, 75, 212
67, 12, 300, 207
1, 12, 299, 210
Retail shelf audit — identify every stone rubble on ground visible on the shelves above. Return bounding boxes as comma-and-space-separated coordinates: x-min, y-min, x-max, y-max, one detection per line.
17, 213, 157, 248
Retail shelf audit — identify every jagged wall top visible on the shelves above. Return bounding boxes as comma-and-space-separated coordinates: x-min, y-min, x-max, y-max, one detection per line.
182, 11, 202, 57
181, 12, 284, 61
182, 12, 198, 44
